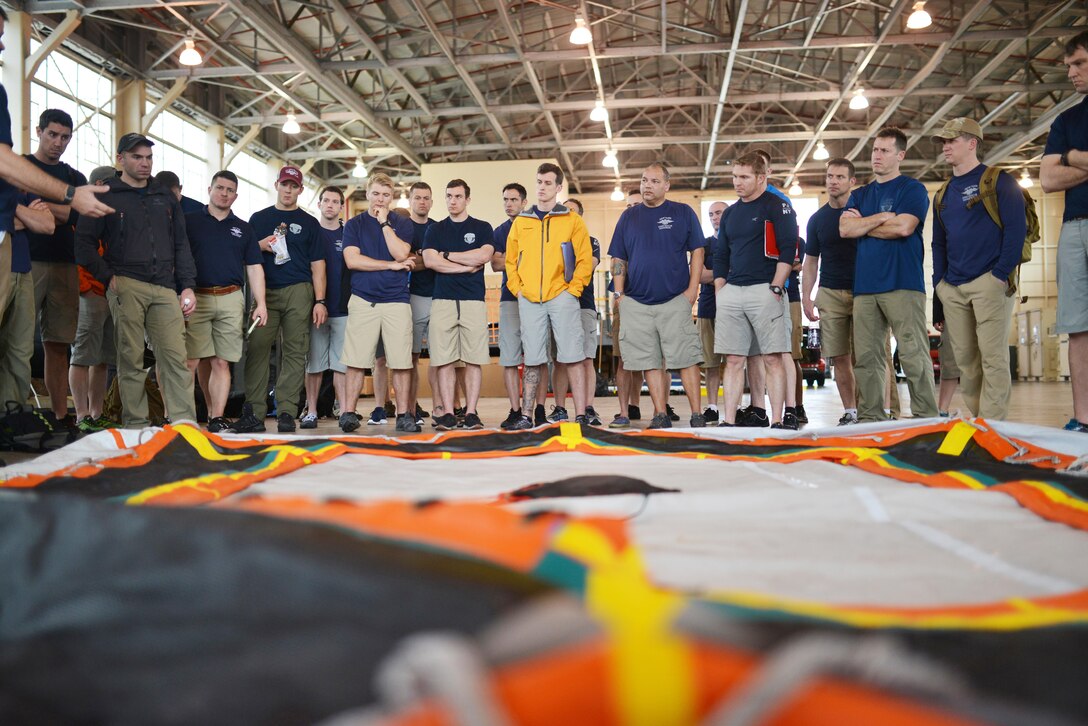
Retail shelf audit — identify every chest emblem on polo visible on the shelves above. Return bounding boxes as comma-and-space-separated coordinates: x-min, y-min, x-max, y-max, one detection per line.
289, 223, 302, 235
230, 226, 242, 238
464, 233, 476, 245
657, 216, 674, 230
335, 240, 343, 252
880, 199, 894, 213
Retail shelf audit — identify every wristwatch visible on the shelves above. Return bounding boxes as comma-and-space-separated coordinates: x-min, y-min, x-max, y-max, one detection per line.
63, 184, 76, 205
769, 284, 783, 296
314, 298, 327, 306
443, 251, 451, 260
380, 220, 392, 229
1061, 152, 1071, 167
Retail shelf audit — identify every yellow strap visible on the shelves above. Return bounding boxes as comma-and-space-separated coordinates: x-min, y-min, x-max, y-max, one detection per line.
937, 421, 976, 456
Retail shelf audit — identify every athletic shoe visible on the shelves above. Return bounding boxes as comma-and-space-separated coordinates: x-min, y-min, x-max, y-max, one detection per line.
434, 413, 458, 431
509, 414, 534, 430
737, 406, 769, 427
232, 404, 266, 433
339, 412, 360, 433
781, 411, 799, 430
939, 411, 950, 418
416, 403, 429, 419
648, 412, 672, 429
500, 408, 523, 430
93, 414, 118, 429
546, 405, 569, 423
609, 415, 631, 429
702, 407, 719, 424
771, 422, 785, 429
795, 404, 808, 424
383, 400, 396, 417
454, 406, 466, 419
718, 421, 736, 427
1064, 418, 1088, 433
462, 412, 483, 430
367, 406, 387, 425
838, 412, 858, 426
395, 413, 421, 433
574, 414, 589, 425
534, 404, 547, 426
689, 412, 706, 428
666, 404, 680, 422
77, 415, 104, 434
207, 416, 235, 433
277, 412, 296, 433
585, 406, 602, 426
299, 412, 318, 429
628, 405, 642, 420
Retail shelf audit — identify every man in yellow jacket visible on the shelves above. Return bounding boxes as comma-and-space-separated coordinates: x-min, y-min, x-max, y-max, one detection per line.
505, 162, 594, 429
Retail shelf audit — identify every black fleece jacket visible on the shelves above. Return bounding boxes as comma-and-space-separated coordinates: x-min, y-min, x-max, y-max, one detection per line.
75, 177, 196, 291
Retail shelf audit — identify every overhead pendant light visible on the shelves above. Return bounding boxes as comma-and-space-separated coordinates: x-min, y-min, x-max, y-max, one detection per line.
610, 185, 625, 202
1018, 169, 1034, 189
602, 149, 618, 169
569, 16, 592, 45
813, 142, 829, 161
396, 191, 410, 209
848, 88, 869, 110
906, 2, 932, 30
789, 181, 803, 197
282, 113, 301, 135
352, 157, 368, 178
590, 100, 608, 123
179, 36, 202, 66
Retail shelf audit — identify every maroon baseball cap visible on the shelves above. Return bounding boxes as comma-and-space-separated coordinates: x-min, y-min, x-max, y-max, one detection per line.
277, 166, 303, 186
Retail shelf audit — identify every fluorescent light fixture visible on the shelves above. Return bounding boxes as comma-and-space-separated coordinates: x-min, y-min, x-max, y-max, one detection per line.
906, 2, 932, 30
282, 113, 301, 135
602, 149, 618, 169
1018, 170, 1034, 189
352, 158, 367, 178
849, 88, 869, 111
813, 142, 829, 161
396, 191, 409, 209
789, 181, 803, 197
590, 101, 608, 123
610, 185, 624, 202
569, 16, 592, 45
179, 38, 202, 66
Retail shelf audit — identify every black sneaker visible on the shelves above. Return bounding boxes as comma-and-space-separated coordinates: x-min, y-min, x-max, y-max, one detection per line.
702, 407, 720, 423
689, 412, 707, 428
416, 403, 429, 419
771, 422, 784, 429
718, 421, 736, 427
737, 406, 769, 428
781, 411, 799, 430
384, 400, 396, 417
500, 408, 523, 430
339, 412, 361, 433
795, 404, 809, 424
585, 406, 602, 426
232, 404, 266, 433
277, 412, 296, 432
434, 413, 458, 431
207, 416, 235, 433
534, 403, 547, 426
546, 405, 568, 423
648, 412, 672, 429
395, 413, 421, 433
838, 412, 858, 426
299, 412, 318, 429
666, 404, 680, 422
628, 405, 641, 421
462, 412, 483, 430
367, 407, 387, 425
509, 414, 534, 430
574, 414, 589, 425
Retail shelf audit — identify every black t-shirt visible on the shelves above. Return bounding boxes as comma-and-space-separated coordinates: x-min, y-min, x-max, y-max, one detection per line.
805, 203, 856, 291
249, 207, 323, 289
24, 155, 87, 263
714, 191, 798, 286
422, 216, 495, 301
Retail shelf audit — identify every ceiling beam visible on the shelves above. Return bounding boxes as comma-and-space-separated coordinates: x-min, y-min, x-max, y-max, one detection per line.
983, 94, 1082, 166
701, 0, 748, 190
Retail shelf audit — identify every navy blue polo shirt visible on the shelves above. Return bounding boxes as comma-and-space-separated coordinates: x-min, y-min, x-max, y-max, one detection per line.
24, 156, 86, 263
579, 237, 601, 311
697, 234, 717, 318
609, 199, 704, 305
805, 203, 856, 291
714, 190, 798, 286
422, 215, 495, 301
185, 207, 261, 288
9, 194, 33, 273
1044, 95, 1088, 221
408, 218, 436, 297
318, 224, 347, 318
180, 195, 203, 215
846, 175, 929, 295
249, 207, 324, 290
0, 84, 18, 234
343, 211, 415, 304
492, 218, 517, 303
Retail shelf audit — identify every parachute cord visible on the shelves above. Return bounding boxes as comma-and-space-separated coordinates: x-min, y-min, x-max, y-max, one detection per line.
702, 633, 968, 726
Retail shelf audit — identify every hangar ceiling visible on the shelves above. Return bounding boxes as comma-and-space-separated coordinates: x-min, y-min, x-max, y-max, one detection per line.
21, 0, 1087, 193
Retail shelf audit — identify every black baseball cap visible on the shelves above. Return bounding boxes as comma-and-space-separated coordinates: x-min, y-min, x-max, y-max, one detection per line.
117, 132, 155, 154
